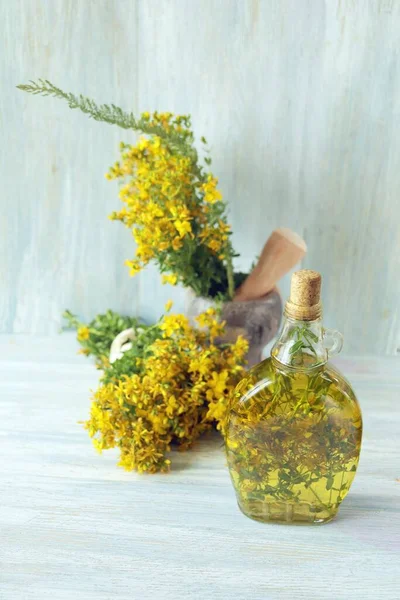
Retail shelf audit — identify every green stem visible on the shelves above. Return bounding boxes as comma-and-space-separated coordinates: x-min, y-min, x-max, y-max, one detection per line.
17, 79, 197, 160
261, 391, 281, 417
290, 378, 310, 419
337, 470, 346, 501
308, 485, 330, 510
226, 248, 235, 300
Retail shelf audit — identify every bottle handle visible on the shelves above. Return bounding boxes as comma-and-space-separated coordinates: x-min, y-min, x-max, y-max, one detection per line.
322, 328, 343, 357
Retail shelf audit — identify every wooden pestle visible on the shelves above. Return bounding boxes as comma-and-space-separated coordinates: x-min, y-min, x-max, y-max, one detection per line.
234, 228, 307, 302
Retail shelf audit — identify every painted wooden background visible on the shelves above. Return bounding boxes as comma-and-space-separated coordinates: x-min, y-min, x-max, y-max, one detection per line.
1, 0, 400, 354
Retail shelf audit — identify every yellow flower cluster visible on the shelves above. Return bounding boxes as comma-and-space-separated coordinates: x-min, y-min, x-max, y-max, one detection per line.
141, 111, 194, 140
201, 174, 223, 204
106, 111, 234, 298
77, 326, 90, 341
85, 307, 248, 473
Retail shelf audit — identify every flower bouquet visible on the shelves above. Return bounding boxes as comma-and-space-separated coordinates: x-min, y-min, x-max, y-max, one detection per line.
64, 305, 248, 472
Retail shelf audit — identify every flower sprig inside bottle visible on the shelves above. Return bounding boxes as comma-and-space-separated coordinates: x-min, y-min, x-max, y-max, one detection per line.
79, 303, 248, 473
288, 325, 319, 359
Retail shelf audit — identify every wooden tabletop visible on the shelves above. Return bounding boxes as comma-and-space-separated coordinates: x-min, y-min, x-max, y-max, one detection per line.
1, 335, 399, 600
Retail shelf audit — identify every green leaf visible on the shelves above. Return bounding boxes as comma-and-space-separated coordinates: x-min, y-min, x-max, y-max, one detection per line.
305, 343, 318, 356
326, 475, 334, 490
304, 330, 319, 343
289, 340, 304, 354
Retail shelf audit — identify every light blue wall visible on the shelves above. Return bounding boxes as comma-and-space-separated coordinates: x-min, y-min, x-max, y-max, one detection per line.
1, 0, 399, 354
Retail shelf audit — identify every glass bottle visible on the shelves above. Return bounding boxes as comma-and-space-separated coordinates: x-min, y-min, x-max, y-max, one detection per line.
225, 270, 362, 524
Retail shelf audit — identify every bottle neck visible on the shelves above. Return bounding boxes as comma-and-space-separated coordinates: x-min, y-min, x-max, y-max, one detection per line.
271, 315, 328, 369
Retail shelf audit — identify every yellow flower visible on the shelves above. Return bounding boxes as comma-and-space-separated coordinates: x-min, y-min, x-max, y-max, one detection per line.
137, 137, 150, 151
78, 347, 90, 356
207, 239, 222, 253
125, 259, 142, 276
162, 274, 178, 286
207, 370, 229, 399
165, 395, 179, 418
165, 300, 173, 312
201, 175, 223, 204
189, 354, 213, 376
174, 219, 192, 238
171, 237, 183, 251
159, 314, 190, 337
196, 307, 218, 327
77, 326, 90, 341
231, 336, 249, 360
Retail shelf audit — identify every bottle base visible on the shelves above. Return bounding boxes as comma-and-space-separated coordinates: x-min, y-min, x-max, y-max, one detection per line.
237, 498, 338, 525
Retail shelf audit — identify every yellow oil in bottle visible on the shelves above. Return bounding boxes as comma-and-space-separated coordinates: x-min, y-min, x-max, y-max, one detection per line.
225, 270, 363, 524
226, 357, 362, 524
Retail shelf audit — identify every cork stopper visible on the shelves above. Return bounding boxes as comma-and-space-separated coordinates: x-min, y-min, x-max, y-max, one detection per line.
285, 269, 322, 320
